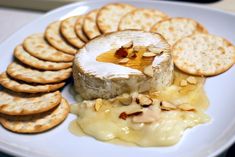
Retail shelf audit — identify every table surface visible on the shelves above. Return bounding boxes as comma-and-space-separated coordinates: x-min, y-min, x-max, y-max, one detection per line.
0, 0, 234, 157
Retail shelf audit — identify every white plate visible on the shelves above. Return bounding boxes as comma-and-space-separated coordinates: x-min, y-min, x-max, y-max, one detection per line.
0, 0, 235, 157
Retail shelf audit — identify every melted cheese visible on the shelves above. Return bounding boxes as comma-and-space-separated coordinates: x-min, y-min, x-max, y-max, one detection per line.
71, 70, 210, 146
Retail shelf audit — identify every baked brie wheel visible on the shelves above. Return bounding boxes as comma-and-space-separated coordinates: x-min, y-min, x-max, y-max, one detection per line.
73, 30, 173, 99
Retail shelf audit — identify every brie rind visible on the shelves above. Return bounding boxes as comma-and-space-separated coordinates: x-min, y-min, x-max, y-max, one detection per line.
73, 30, 173, 99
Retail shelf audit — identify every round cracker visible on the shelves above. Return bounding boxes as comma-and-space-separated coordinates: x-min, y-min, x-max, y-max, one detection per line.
0, 98, 69, 133
83, 10, 101, 39
7, 62, 72, 84
172, 33, 235, 76
0, 72, 65, 93
118, 8, 168, 31
60, 16, 85, 49
0, 89, 61, 115
75, 16, 89, 42
45, 21, 77, 55
23, 34, 74, 62
14, 45, 72, 71
151, 17, 208, 46
97, 3, 136, 33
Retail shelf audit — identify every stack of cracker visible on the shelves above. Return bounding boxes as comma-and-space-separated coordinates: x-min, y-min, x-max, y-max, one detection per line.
1, 2, 235, 134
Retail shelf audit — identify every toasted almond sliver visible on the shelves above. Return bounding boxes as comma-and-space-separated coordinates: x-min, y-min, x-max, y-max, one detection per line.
180, 79, 188, 87
94, 98, 103, 111
147, 45, 164, 54
122, 41, 133, 49
160, 101, 177, 110
137, 94, 153, 106
143, 65, 153, 77
178, 103, 195, 111
186, 76, 197, 84
133, 46, 141, 52
142, 52, 157, 57
117, 93, 132, 105
119, 58, 129, 64
128, 52, 137, 58
132, 105, 160, 123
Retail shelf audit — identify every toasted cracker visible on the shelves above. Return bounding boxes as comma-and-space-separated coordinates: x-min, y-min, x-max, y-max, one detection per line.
0, 89, 61, 115
61, 16, 85, 49
83, 10, 101, 39
23, 34, 74, 62
151, 17, 208, 46
75, 16, 89, 42
45, 21, 77, 55
7, 62, 72, 84
118, 8, 168, 31
172, 33, 235, 76
0, 72, 65, 93
14, 45, 72, 71
0, 98, 69, 133
97, 3, 136, 33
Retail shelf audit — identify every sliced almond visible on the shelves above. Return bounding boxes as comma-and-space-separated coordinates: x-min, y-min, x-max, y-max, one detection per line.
180, 79, 188, 87
116, 93, 132, 105
128, 52, 137, 58
160, 101, 177, 111
186, 76, 197, 85
119, 58, 129, 64
133, 46, 141, 52
119, 111, 143, 120
147, 45, 164, 54
132, 105, 160, 123
137, 94, 153, 107
142, 52, 157, 57
178, 103, 195, 111
94, 98, 103, 111
122, 41, 133, 49
143, 65, 153, 77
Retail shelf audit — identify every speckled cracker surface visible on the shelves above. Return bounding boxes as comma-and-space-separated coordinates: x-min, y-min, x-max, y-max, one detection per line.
97, 3, 136, 33
83, 10, 101, 39
0, 98, 69, 133
45, 21, 77, 55
0, 72, 65, 93
151, 17, 207, 46
0, 90, 61, 115
14, 45, 72, 71
7, 62, 72, 84
23, 34, 74, 62
118, 8, 168, 31
172, 33, 235, 76
61, 16, 85, 48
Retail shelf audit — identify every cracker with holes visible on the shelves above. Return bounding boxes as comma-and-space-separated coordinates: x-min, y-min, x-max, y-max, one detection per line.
75, 15, 89, 42
14, 45, 72, 71
23, 34, 74, 62
97, 3, 136, 33
172, 34, 235, 76
45, 21, 77, 55
0, 90, 61, 115
61, 16, 85, 48
0, 98, 69, 133
0, 72, 65, 93
83, 10, 101, 39
151, 17, 207, 46
118, 8, 168, 31
6, 62, 72, 84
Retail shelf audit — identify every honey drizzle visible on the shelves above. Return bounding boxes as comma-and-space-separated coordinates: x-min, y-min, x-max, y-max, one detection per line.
96, 48, 153, 72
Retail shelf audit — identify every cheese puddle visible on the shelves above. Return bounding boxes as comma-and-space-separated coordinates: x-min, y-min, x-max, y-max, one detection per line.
96, 48, 153, 72
71, 70, 210, 146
